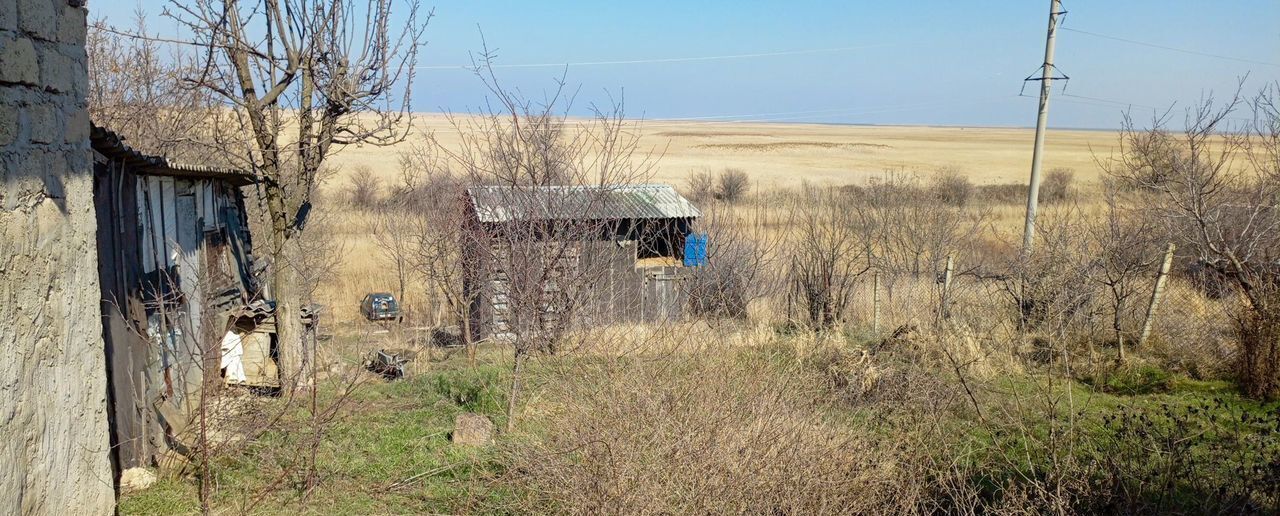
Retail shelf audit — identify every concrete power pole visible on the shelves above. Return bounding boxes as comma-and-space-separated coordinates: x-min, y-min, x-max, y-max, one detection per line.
1021, 0, 1067, 256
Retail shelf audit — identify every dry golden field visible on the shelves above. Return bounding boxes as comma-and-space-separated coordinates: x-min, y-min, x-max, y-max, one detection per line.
318, 115, 1123, 323
322, 114, 1121, 190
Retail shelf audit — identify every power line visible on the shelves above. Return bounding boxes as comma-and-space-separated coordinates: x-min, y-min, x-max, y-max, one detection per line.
415, 43, 900, 70
1062, 27, 1279, 68
1061, 93, 1160, 110
645, 96, 1014, 125
660, 106, 889, 121
1040, 93, 1254, 123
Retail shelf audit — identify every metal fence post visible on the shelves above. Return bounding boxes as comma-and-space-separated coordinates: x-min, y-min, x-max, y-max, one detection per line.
872, 271, 881, 334
940, 254, 955, 319
1138, 242, 1177, 348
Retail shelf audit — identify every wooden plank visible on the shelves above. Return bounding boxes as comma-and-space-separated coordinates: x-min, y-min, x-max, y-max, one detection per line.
238, 331, 280, 387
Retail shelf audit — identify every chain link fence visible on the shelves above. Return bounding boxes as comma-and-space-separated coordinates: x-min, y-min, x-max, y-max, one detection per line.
732, 240, 1244, 382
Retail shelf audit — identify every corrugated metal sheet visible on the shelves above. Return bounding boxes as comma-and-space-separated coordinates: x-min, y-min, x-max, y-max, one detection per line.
467, 184, 701, 223
90, 124, 257, 186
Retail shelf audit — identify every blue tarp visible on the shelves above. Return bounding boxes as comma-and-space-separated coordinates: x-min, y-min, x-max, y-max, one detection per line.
683, 233, 708, 267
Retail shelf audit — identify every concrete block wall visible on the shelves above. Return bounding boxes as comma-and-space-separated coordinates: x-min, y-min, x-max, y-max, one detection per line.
0, 0, 115, 513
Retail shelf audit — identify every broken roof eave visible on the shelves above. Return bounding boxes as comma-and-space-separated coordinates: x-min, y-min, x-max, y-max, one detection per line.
467, 184, 702, 224
90, 123, 258, 187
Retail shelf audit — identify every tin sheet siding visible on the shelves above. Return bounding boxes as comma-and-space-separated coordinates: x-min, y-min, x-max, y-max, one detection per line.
97, 160, 259, 470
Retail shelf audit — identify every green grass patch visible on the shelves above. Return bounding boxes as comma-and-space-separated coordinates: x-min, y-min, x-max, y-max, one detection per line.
120, 353, 518, 515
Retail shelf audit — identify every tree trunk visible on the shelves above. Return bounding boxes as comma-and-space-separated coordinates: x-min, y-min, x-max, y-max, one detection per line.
1114, 309, 1126, 364
268, 191, 310, 394
506, 350, 525, 432
462, 304, 476, 368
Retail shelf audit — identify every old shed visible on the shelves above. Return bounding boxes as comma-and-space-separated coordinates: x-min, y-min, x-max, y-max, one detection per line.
463, 184, 703, 342
91, 125, 273, 470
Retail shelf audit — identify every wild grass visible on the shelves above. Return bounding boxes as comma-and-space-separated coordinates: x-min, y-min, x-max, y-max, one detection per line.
121, 345, 515, 515
166, 117, 1273, 514
121, 321, 1280, 514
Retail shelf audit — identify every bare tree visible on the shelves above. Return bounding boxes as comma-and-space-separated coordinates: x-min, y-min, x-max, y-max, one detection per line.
88, 14, 222, 161
1105, 82, 1280, 398
786, 184, 875, 330
1088, 182, 1160, 363
347, 165, 383, 209
1012, 203, 1097, 339
685, 201, 785, 321
686, 168, 716, 202
165, 0, 430, 392
372, 172, 416, 318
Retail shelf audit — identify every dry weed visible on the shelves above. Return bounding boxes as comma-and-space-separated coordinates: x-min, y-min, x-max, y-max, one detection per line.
503, 353, 923, 515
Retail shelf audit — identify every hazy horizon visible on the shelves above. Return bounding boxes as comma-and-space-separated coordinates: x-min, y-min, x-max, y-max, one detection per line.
103, 0, 1280, 129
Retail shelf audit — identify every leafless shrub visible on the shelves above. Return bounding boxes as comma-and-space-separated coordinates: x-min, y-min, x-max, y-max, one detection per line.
1087, 183, 1161, 362
685, 168, 716, 202
686, 167, 751, 203
785, 184, 874, 329
1008, 204, 1098, 342
396, 140, 484, 361
504, 353, 922, 514
716, 167, 751, 202
1040, 167, 1076, 203
685, 204, 784, 320
346, 166, 383, 210
930, 166, 974, 207
863, 172, 991, 278
976, 183, 1026, 205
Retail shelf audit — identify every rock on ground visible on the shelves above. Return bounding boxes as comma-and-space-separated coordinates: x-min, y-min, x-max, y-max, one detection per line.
452, 413, 494, 446
119, 468, 156, 493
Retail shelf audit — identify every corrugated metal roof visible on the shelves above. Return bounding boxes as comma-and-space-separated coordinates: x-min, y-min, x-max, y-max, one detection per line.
90, 124, 257, 186
466, 184, 701, 223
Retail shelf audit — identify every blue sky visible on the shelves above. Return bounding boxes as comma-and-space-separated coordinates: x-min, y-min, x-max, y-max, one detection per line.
102, 1, 1279, 128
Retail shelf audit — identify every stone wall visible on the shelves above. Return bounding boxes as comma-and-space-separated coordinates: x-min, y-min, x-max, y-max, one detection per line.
0, 0, 115, 513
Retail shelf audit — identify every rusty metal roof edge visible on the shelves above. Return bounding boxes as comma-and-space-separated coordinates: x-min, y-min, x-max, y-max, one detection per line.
90, 123, 257, 185
466, 183, 701, 222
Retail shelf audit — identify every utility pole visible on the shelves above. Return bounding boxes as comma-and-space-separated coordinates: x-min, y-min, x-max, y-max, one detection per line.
1021, 0, 1067, 256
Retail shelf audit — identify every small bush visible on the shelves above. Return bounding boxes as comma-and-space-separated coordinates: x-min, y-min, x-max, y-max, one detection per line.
429, 367, 507, 415
1040, 167, 1075, 203
686, 169, 715, 202
975, 183, 1026, 205
686, 265, 749, 319
504, 355, 920, 514
930, 167, 974, 207
716, 167, 750, 203
346, 165, 383, 209
1236, 309, 1280, 400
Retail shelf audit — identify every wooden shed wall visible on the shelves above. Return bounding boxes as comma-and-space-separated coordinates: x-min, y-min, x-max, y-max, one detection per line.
465, 218, 691, 342
94, 154, 257, 469
94, 158, 158, 470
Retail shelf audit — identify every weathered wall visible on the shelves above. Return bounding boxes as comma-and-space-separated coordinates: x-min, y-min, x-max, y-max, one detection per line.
0, 0, 115, 513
